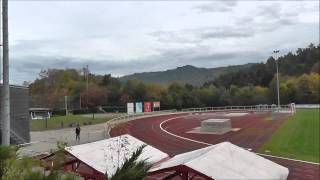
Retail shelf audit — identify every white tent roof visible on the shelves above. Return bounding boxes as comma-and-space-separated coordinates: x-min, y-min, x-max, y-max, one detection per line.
65, 134, 168, 177
150, 142, 289, 180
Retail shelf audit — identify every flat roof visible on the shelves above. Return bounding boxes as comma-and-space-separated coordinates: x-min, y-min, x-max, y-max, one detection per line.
29, 108, 52, 111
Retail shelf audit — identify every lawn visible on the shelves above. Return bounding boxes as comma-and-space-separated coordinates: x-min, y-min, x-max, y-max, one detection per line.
259, 109, 320, 163
30, 113, 123, 131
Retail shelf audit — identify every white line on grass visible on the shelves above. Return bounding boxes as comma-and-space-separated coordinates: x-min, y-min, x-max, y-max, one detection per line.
159, 115, 320, 165
257, 153, 320, 165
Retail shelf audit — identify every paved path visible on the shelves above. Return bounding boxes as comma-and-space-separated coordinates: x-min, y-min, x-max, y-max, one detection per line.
19, 123, 108, 157
19, 112, 181, 157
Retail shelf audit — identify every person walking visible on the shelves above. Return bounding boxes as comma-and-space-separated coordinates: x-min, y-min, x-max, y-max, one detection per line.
75, 124, 81, 141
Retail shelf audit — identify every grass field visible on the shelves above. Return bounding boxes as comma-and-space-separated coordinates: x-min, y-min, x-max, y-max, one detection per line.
30, 113, 123, 131
259, 109, 320, 163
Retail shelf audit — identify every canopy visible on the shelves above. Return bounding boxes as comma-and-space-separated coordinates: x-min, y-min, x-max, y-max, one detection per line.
65, 134, 169, 177
150, 142, 289, 180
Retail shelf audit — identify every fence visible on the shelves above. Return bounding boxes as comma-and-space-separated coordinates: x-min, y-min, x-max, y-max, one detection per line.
295, 104, 320, 109
105, 109, 178, 136
181, 104, 293, 112
104, 104, 296, 137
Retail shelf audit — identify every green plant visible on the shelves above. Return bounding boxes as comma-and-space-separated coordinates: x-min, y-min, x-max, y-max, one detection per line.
108, 145, 152, 180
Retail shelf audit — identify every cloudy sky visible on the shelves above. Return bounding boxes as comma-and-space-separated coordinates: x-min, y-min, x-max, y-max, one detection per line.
3, 0, 319, 84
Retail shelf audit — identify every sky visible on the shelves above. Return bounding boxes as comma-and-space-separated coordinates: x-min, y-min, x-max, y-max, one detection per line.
2, 0, 319, 84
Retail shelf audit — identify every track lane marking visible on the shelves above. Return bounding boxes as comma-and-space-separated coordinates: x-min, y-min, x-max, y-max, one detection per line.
159, 115, 213, 146
159, 114, 320, 165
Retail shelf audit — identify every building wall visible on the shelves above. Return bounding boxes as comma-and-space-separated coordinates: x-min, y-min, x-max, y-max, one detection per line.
0, 85, 30, 144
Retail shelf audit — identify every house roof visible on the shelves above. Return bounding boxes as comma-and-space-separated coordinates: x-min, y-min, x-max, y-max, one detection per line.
150, 142, 289, 180
65, 134, 169, 177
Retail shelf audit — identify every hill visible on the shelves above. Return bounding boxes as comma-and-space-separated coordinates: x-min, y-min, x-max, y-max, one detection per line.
119, 64, 253, 86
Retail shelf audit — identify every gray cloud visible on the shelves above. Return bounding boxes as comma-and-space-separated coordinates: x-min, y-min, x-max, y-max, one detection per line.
11, 45, 268, 84
200, 27, 254, 39
150, 26, 255, 44
153, 2, 307, 44
194, 1, 238, 13
8, 1, 318, 85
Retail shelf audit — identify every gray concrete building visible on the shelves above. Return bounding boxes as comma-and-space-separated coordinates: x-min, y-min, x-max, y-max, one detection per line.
0, 85, 30, 144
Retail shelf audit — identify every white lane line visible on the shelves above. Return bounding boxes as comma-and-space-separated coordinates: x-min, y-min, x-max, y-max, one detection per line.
257, 153, 320, 165
159, 115, 213, 146
159, 115, 320, 165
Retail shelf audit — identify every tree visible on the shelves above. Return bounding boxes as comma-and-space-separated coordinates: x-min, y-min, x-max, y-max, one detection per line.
0, 143, 79, 180
81, 83, 107, 108
108, 145, 151, 180
145, 83, 165, 101
122, 80, 147, 102
0, 146, 16, 178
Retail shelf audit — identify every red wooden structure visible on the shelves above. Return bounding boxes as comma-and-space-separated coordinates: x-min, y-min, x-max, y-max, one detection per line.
148, 165, 212, 180
40, 151, 105, 180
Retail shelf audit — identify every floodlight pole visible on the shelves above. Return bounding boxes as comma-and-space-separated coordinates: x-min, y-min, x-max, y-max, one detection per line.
1, 0, 10, 146
273, 50, 280, 110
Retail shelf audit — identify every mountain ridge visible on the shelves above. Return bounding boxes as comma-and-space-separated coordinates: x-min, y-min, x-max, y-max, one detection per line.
119, 63, 254, 86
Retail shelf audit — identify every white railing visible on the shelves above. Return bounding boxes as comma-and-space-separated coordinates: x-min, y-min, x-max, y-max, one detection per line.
295, 104, 320, 109
104, 104, 295, 138
181, 104, 293, 112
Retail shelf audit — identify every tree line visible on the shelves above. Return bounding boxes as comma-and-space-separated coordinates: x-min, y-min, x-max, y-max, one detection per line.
30, 44, 320, 111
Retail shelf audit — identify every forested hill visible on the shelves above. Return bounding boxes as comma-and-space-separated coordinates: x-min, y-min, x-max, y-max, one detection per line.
206, 43, 319, 88
119, 64, 253, 86
119, 44, 319, 87
29, 43, 319, 109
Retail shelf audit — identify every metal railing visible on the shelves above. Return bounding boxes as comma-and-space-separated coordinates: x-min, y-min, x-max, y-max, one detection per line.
181, 105, 292, 112
104, 104, 295, 138
105, 109, 178, 137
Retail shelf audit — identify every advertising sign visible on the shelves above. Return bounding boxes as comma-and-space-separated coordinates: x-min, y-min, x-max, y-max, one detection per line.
153, 101, 160, 108
127, 103, 134, 114
144, 102, 151, 112
135, 102, 143, 113
153, 101, 161, 111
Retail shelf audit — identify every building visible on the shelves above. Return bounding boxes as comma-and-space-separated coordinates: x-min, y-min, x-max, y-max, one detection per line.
29, 108, 52, 120
0, 85, 30, 144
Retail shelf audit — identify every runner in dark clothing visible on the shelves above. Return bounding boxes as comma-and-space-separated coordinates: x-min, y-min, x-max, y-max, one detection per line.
75, 124, 81, 141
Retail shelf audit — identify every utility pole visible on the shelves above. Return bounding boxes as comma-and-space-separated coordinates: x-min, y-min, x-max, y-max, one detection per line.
1, 0, 10, 145
273, 50, 281, 110
79, 93, 81, 109
86, 65, 89, 109
65, 96, 68, 116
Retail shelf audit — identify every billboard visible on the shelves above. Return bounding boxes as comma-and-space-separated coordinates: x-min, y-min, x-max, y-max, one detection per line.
127, 103, 134, 114
135, 102, 143, 113
144, 102, 151, 112
153, 101, 160, 111
153, 101, 160, 108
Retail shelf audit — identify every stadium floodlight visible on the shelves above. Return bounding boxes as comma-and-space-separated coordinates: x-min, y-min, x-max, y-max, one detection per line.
273, 50, 280, 110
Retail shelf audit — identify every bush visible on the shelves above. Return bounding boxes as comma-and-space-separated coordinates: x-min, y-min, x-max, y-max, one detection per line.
72, 108, 98, 115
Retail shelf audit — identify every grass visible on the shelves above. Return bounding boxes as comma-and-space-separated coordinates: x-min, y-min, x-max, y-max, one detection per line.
259, 109, 320, 163
30, 113, 123, 131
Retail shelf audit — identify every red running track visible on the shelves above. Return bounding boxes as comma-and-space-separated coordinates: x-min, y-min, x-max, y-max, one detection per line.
110, 112, 320, 180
